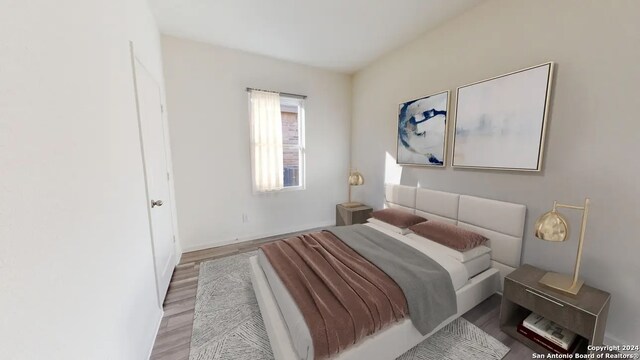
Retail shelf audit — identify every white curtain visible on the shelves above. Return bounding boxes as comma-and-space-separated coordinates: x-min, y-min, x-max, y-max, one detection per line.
250, 90, 284, 192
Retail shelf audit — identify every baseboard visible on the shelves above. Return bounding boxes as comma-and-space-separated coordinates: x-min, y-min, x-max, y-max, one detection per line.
182, 220, 336, 253
146, 309, 164, 360
174, 246, 182, 266
174, 240, 183, 266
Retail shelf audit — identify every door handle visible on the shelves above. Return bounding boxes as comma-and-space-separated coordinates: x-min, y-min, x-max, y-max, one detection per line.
151, 199, 164, 208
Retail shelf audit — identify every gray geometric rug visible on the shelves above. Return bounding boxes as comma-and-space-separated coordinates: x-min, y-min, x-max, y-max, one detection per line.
189, 251, 510, 360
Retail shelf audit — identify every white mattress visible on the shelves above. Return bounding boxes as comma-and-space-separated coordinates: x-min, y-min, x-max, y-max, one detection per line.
257, 223, 473, 360
463, 253, 491, 278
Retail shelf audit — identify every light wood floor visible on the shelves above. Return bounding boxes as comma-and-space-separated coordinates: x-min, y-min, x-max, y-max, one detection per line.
150, 232, 535, 360
150, 228, 325, 360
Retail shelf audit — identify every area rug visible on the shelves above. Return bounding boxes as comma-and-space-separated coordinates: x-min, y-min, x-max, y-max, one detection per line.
189, 251, 510, 360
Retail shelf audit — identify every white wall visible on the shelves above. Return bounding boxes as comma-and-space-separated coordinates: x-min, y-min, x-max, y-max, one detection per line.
351, 0, 639, 345
162, 36, 351, 251
0, 1, 174, 359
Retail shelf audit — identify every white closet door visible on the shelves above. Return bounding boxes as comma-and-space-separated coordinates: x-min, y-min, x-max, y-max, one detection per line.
133, 57, 176, 306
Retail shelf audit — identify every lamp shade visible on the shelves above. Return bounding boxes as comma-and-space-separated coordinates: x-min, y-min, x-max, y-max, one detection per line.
534, 210, 569, 242
348, 171, 364, 186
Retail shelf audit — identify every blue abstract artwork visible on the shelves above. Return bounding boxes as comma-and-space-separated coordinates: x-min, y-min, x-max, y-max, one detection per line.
397, 91, 449, 166
452, 63, 553, 171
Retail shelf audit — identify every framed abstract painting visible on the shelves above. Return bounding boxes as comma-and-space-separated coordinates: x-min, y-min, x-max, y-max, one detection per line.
397, 90, 450, 166
452, 62, 554, 171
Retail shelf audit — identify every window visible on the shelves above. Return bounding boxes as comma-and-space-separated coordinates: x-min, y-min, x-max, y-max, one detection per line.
280, 96, 305, 189
249, 90, 305, 192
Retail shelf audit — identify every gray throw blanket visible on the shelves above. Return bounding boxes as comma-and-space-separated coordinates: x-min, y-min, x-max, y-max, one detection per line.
327, 224, 457, 335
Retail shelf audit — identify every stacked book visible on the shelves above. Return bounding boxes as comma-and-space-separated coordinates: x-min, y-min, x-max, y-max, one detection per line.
518, 313, 582, 354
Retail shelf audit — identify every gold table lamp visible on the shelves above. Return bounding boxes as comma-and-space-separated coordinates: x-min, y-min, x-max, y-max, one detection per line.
342, 170, 364, 208
534, 198, 590, 295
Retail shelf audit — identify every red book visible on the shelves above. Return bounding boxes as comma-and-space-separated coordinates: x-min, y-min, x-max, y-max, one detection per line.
517, 323, 580, 355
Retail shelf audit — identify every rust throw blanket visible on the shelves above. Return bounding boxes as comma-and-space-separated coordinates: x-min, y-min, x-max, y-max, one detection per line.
260, 231, 408, 359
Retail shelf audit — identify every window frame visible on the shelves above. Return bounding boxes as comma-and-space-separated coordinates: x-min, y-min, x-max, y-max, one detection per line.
279, 96, 306, 191
248, 93, 306, 194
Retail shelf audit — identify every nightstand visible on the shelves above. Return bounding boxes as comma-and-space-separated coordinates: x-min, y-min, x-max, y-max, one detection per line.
336, 204, 372, 226
500, 264, 611, 354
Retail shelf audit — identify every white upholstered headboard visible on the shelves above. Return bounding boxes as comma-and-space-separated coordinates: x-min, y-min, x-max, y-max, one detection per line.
384, 184, 526, 287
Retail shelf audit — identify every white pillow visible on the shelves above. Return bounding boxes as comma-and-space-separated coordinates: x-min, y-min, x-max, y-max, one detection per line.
366, 218, 412, 235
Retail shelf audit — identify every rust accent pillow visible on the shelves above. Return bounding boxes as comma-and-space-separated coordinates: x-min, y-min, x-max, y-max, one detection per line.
409, 221, 488, 251
370, 208, 426, 228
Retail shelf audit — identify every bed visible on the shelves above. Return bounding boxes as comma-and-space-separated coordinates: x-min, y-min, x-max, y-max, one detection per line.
250, 185, 526, 360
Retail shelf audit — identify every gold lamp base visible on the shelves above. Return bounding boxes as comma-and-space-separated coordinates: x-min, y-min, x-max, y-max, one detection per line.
539, 272, 584, 295
341, 202, 363, 208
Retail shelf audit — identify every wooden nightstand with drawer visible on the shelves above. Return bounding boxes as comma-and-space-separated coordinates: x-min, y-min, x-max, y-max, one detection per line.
336, 204, 372, 226
500, 264, 611, 354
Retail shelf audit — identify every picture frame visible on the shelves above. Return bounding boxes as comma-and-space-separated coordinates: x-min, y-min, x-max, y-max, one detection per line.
396, 90, 450, 167
452, 62, 554, 171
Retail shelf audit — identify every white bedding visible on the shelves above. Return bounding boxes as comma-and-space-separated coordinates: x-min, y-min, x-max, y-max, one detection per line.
368, 223, 491, 278
252, 256, 500, 360
258, 250, 313, 359
363, 222, 469, 290
257, 223, 474, 360
463, 253, 491, 278
404, 233, 492, 263
365, 217, 412, 234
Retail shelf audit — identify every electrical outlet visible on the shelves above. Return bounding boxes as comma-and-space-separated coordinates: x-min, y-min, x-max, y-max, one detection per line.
242, 213, 249, 223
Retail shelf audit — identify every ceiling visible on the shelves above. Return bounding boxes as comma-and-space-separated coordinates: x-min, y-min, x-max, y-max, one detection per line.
149, 0, 483, 73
